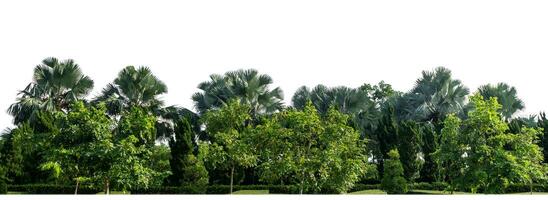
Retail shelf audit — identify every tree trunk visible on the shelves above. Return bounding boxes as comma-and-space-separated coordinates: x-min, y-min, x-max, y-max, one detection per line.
74, 179, 79, 195
530, 180, 533, 195
230, 165, 235, 194
104, 179, 110, 195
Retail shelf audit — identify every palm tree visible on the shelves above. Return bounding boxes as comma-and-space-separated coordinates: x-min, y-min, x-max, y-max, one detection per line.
93, 66, 167, 115
406, 67, 469, 123
8, 57, 94, 124
478, 83, 524, 119
192, 69, 284, 117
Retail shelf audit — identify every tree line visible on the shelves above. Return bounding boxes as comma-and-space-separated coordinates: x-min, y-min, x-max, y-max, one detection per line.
0, 57, 547, 194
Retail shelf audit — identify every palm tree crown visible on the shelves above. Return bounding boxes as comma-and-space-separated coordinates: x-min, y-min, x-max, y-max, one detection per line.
94, 66, 167, 115
406, 67, 469, 122
8, 57, 94, 124
291, 85, 372, 116
192, 69, 284, 117
478, 82, 524, 119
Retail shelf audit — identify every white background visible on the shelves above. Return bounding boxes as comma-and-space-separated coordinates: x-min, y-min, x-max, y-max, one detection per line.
1, 0, 548, 129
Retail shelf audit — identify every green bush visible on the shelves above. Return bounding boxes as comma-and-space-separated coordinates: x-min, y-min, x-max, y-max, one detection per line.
0, 181, 7, 194
409, 182, 448, 191
268, 185, 299, 194
505, 184, 548, 193
8, 184, 100, 194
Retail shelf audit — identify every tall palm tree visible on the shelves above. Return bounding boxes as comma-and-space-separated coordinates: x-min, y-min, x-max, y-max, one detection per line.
406, 67, 469, 123
192, 69, 284, 117
478, 83, 524, 119
93, 66, 167, 115
8, 57, 94, 124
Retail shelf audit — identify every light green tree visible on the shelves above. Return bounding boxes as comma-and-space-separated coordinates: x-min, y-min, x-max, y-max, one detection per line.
460, 94, 545, 193
254, 103, 369, 194
201, 100, 257, 194
432, 114, 464, 193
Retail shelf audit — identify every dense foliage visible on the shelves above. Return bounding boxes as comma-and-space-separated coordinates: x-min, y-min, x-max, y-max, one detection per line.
1, 58, 547, 195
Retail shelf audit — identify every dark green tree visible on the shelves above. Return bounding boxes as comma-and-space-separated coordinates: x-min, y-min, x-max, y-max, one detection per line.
397, 121, 422, 182
168, 118, 208, 187
539, 112, 548, 163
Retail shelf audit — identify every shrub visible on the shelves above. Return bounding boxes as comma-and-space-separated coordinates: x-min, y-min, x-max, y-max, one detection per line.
348, 184, 380, 193
505, 184, 548, 193
131, 185, 205, 194
381, 149, 408, 194
7, 184, 100, 194
268, 185, 299, 194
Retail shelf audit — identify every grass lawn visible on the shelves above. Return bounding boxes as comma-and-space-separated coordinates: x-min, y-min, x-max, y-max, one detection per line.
232, 190, 269, 194
349, 189, 387, 194
409, 189, 468, 195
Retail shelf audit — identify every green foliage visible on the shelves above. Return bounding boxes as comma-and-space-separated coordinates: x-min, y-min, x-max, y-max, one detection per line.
255, 103, 369, 194
118, 106, 157, 147
381, 149, 408, 194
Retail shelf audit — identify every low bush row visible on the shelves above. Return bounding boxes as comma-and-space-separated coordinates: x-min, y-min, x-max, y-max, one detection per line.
4, 182, 548, 194
7, 184, 101, 194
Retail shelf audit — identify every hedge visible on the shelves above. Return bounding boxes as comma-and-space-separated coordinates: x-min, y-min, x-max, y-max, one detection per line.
131, 185, 205, 194
0, 181, 7, 194
5, 183, 548, 194
8, 184, 101, 194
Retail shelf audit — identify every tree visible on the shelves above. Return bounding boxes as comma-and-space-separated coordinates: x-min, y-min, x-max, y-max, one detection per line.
8, 57, 94, 124
93, 66, 167, 115
459, 94, 545, 193
168, 118, 208, 187
433, 114, 464, 193
374, 103, 399, 179
478, 83, 524, 120
254, 103, 369, 194
201, 100, 257, 194
397, 121, 422, 182
381, 149, 408, 194
192, 69, 284, 117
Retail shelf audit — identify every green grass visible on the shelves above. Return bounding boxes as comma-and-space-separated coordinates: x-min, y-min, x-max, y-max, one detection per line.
349, 189, 387, 194
95, 191, 131, 195
7, 191, 26, 195
232, 190, 269, 194
509, 192, 548, 195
